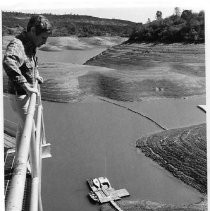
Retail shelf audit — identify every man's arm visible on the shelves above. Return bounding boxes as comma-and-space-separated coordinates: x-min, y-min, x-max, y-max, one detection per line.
3, 39, 27, 85
22, 82, 39, 95
3, 39, 38, 95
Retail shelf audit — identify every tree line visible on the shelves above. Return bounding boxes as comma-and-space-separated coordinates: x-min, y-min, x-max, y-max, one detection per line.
2, 11, 136, 37
2, 10, 205, 43
128, 8, 205, 43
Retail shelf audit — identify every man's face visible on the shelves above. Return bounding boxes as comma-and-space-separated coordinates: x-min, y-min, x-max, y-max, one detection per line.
33, 31, 50, 47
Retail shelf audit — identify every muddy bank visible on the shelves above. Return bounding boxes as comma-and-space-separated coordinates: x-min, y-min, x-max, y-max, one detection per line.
3, 62, 112, 103
3, 38, 205, 103
137, 123, 206, 194
101, 199, 207, 211
84, 43, 205, 100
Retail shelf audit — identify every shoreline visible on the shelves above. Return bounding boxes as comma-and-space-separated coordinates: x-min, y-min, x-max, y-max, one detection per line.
101, 198, 207, 211
136, 123, 206, 194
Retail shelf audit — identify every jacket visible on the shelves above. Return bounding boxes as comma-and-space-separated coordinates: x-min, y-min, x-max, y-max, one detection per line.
3, 31, 39, 95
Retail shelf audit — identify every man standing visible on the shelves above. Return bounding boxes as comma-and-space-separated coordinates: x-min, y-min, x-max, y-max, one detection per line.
3, 15, 52, 156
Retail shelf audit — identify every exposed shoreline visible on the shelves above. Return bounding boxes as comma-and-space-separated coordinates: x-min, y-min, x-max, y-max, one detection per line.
84, 42, 205, 101
101, 198, 207, 211
136, 123, 206, 194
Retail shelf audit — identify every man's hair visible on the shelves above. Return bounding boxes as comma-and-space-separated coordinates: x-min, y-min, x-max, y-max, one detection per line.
27, 15, 52, 35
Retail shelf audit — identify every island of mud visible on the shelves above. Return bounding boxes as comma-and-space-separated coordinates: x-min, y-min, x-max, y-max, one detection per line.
136, 123, 206, 192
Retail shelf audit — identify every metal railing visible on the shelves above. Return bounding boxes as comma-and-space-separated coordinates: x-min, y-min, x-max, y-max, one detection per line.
5, 80, 50, 211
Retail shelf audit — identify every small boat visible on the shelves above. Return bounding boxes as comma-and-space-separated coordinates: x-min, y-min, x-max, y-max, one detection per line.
87, 177, 111, 191
93, 178, 101, 190
87, 177, 130, 205
89, 191, 99, 202
98, 177, 112, 189
87, 178, 101, 192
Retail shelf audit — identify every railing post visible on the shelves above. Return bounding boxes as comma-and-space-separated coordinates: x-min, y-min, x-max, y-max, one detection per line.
5, 80, 48, 211
29, 95, 42, 211
29, 124, 39, 211
6, 87, 37, 211
29, 177, 39, 211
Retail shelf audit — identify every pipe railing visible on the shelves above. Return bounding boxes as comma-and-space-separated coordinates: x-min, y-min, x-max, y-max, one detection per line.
6, 80, 47, 211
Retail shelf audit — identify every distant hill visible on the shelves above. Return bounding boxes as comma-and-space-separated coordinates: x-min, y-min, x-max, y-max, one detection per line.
2, 11, 137, 37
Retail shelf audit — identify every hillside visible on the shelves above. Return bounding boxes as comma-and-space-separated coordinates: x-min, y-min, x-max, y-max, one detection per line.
2, 11, 137, 37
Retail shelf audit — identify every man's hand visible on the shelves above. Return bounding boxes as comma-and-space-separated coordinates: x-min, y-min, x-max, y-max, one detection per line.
22, 83, 39, 95
36, 75, 44, 84
35, 71, 44, 84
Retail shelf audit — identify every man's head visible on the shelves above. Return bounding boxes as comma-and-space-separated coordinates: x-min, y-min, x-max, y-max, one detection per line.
27, 15, 52, 47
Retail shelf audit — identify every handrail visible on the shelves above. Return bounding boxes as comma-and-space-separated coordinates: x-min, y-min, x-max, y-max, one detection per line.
5, 80, 47, 211
29, 85, 43, 211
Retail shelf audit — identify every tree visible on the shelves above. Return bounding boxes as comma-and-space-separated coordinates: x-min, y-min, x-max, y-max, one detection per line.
199, 10, 204, 16
174, 7, 181, 16
181, 10, 192, 21
156, 11, 162, 20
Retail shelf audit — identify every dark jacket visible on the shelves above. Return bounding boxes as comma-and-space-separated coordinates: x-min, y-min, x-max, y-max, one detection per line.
3, 31, 39, 95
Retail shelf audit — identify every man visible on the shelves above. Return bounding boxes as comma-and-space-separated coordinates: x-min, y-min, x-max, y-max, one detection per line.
3, 15, 52, 155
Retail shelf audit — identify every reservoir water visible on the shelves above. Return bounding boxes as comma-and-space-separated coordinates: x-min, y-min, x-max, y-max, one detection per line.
3, 38, 205, 211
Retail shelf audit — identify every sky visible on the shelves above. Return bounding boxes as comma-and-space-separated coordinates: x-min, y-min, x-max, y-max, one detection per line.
42, 7, 203, 23
0, 0, 207, 23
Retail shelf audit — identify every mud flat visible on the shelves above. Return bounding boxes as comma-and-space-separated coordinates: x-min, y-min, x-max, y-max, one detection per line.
101, 199, 207, 211
136, 123, 206, 194
3, 62, 112, 103
84, 43, 205, 101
